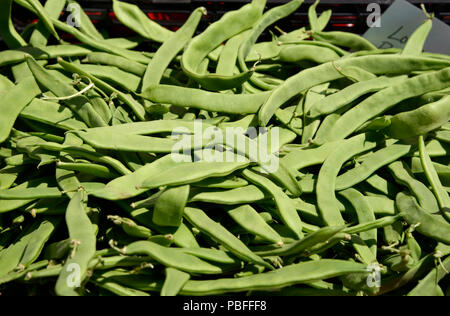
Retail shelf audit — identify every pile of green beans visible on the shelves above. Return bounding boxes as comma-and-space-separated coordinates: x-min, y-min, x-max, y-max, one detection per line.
0, 0, 449, 297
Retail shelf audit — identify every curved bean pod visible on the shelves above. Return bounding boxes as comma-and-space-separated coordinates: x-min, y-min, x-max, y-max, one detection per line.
57, 59, 146, 121
339, 189, 377, 263
402, 18, 433, 56
323, 67, 450, 141
312, 31, 377, 51
29, 0, 66, 47
396, 192, 450, 244
237, 0, 304, 90
388, 161, 440, 214
259, 56, 450, 126
184, 207, 272, 269
161, 268, 191, 297
122, 240, 223, 275
317, 133, 380, 226
279, 44, 340, 64
142, 85, 271, 115
256, 226, 345, 257
0, 0, 27, 49
190, 185, 267, 205
418, 136, 450, 220
143, 7, 205, 89
228, 205, 283, 245
308, 76, 407, 118
0, 77, 41, 143
182, 0, 265, 91
243, 169, 304, 239
112, 0, 173, 43
153, 185, 190, 227
385, 96, 450, 140
55, 191, 96, 296
336, 143, 412, 191
180, 260, 366, 295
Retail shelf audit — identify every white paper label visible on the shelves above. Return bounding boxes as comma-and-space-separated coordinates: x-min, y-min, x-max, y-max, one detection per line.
364, 0, 450, 55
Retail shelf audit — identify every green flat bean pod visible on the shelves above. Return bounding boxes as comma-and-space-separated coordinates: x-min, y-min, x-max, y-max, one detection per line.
179, 260, 367, 295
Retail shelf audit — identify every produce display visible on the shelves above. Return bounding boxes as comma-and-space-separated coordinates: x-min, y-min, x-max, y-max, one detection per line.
0, 0, 449, 296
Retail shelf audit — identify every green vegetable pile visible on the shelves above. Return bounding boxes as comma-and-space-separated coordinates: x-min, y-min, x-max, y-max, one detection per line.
0, 0, 449, 296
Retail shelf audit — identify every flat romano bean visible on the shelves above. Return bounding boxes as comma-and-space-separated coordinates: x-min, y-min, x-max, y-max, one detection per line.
279, 40, 349, 57
66, 0, 104, 40
0, 166, 22, 190
143, 7, 205, 90
190, 185, 267, 205
57, 161, 118, 180
365, 196, 396, 216
177, 248, 240, 266
434, 130, 450, 143
410, 157, 450, 187
321, 68, 450, 142
85, 52, 146, 76
245, 39, 282, 62
335, 143, 412, 191
57, 58, 148, 121
237, 0, 303, 91
92, 153, 249, 200
75, 130, 182, 154
55, 191, 96, 296
216, 31, 250, 76
77, 120, 213, 136
280, 141, 340, 171
317, 133, 380, 226
411, 139, 450, 157
402, 16, 433, 56
308, 0, 329, 32
184, 207, 272, 269
308, 76, 407, 118
243, 169, 304, 240
228, 205, 283, 245
396, 192, 450, 244
0, 177, 57, 213
26, 56, 107, 128
112, 0, 172, 43
179, 260, 366, 295
0, 77, 41, 144
384, 96, 450, 140
312, 31, 377, 51
24, 0, 60, 42
256, 226, 345, 257
279, 44, 340, 64
300, 83, 329, 143
192, 177, 248, 189
108, 215, 152, 239
120, 240, 223, 275
182, 0, 265, 91
20, 98, 88, 131
388, 161, 440, 214
339, 189, 377, 262
161, 268, 191, 297
142, 85, 270, 115
72, 63, 141, 92
0, 0, 27, 49
92, 278, 150, 297
258, 55, 450, 126
120, 203, 200, 249
418, 136, 450, 220
344, 214, 403, 235
408, 256, 450, 296
0, 187, 61, 200
19, 217, 60, 268
153, 185, 190, 227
